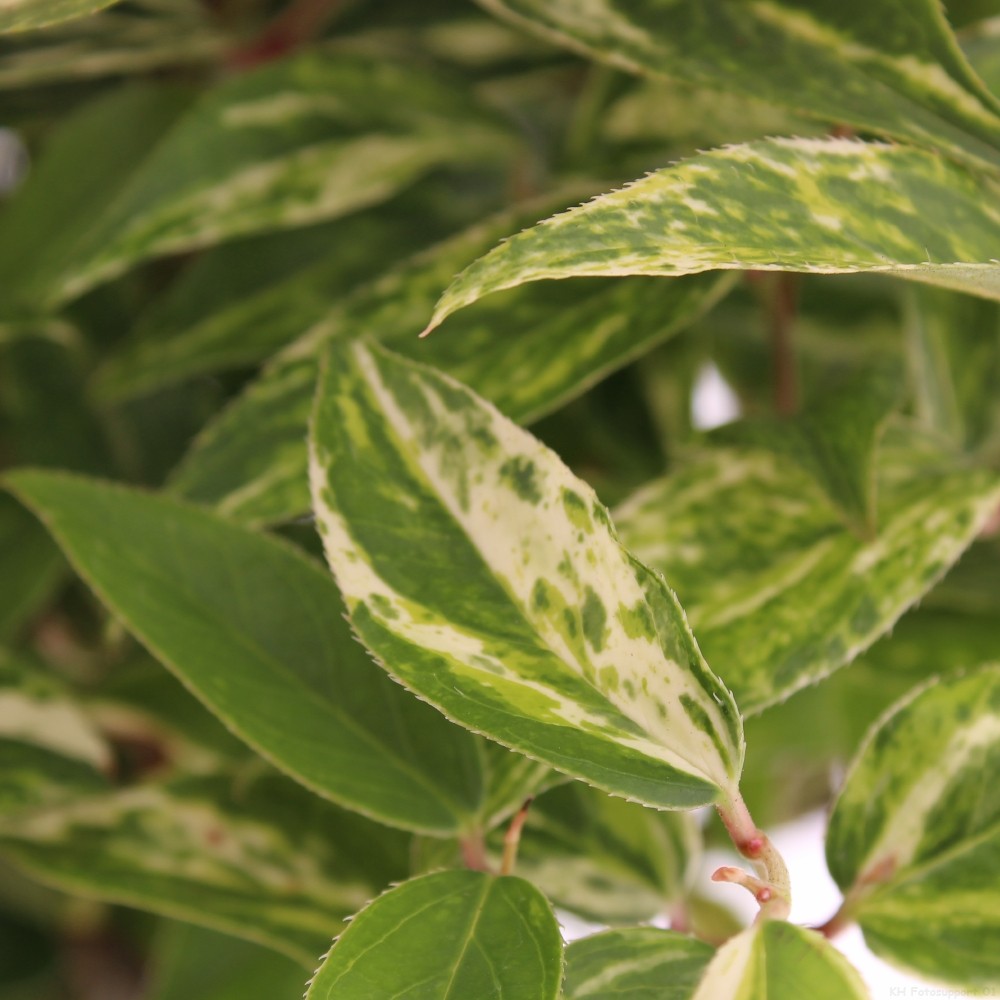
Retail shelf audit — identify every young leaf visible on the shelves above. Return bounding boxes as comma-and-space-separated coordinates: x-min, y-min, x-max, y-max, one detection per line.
305, 870, 563, 1000
0, 52, 514, 310
5, 470, 486, 835
172, 199, 729, 526
826, 665, 1000, 986
688, 921, 867, 1000
476, 0, 1000, 170
507, 783, 700, 923
615, 427, 1000, 712
0, 772, 410, 967
310, 341, 743, 810
0, 0, 121, 34
425, 139, 1000, 333
563, 928, 713, 1000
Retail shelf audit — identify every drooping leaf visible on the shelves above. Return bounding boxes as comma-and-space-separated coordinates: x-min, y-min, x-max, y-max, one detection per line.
147, 923, 306, 1000
826, 665, 1000, 987
305, 870, 563, 1000
171, 198, 730, 526
0, 654, 111, 813
0, 51, 514, 311
563, 928, 713, 1000
615, 425, 1000, 712
505, 783, 700, 923
310, 341, 743, 810
0, 0, 121, 34
688, 920, 868, 1000
0, 771, 410, 967
4, 470, 487, 835
475, 0, 1000, 170
425, 139, 1000, 334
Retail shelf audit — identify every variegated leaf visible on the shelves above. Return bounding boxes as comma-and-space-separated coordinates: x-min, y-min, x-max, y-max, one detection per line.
689, 921, 868, 1000
504, 783, 700, 923
5, 470, 487, 836
0, 653, 111, 812
171, 199, 729, 526
305, 870, 563, 1000
0, 771, 410, 967
310, 341, 743, 810
425, 139, 1000, 334
0, 52, 513, 311
0, 0, 120, 33
475, 0, 1000, 170
564, 928, 713, 1000
615, 425, 1000, 712
826, 665, 1000, 987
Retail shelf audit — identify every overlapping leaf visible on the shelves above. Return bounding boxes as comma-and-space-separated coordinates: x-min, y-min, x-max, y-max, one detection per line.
425, 139, 1000, 335
506, 783, 700, 923
563, 929, 713, 1000
170, 198, 730, 526
0, 51, 513, 311
0, 494, 62, 641
0, 654, 110, 812
476, 0, 1000, 170
5, 470, 487, 835
615, 425, 1000, 712
0, 0, 120, 33
310, 341, 743, 810
688, 921, 867, 1000
826, 666, 1000, 986
0, 771, 410, 966
305, 870, 563, 1000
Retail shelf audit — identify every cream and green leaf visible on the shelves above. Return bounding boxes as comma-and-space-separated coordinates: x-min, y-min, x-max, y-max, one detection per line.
826, 665, 1000, 986
0, 771, 410, 967
563, 928, 713, 1000
305, 870, 563, 1000
5, 470, 487, 836
502, 782, 700, 923
310, 341, 743, 810
0, 51, 513, 312
615, 426, 1000, 712
425, 139, 1000, 334
171, 200, 730, 526
476, 0, 1000, 170
688, 920, 868, 1000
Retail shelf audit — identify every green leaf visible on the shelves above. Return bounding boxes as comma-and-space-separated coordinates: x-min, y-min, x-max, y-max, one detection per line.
712, 368, 901, 535
0, 771, 410, 967
4, 470, 487, 835
826, 665, 1000, 987
905, 286, 1000, 452
688, 921, 867, 1000
148, 923, 307, 1000
0, 0, 120, 34
0, 494, 62, 641
304, 870, 563, 1000
171, 201, 729, 526
507, 783, 700, 923
615, 425, 1000, 712
310, 341, 743, 810
476, 0, 1000, 170
425, 139, 1000, 333
563, 928, 713, 1000
0, 654, 111, 813
0, 51, 513, 311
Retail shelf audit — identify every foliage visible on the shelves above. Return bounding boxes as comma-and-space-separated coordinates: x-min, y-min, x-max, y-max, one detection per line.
1, 1, 1000, 998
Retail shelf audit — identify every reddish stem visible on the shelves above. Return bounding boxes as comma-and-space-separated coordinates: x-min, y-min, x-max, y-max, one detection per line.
500, 798, 534, 876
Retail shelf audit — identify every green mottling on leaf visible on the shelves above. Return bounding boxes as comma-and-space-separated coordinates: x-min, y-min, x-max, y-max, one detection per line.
562, 488, 591, 531
581, 587, 608, 652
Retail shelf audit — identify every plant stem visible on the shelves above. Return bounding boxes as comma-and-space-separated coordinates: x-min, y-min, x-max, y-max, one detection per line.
715, 789, 791, 922
500, 798, 534, 876
459, 831, 490, 873
228, 0, 345, 67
